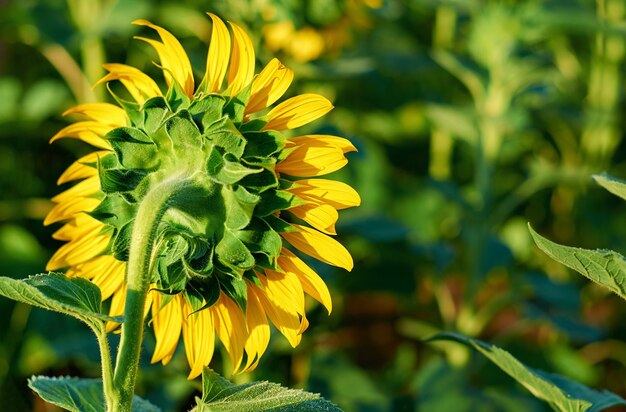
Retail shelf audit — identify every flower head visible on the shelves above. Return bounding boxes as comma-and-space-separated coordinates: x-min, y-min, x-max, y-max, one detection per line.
46, 14, 360, 379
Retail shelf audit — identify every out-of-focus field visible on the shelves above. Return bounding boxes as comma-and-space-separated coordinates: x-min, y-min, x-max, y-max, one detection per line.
2, 0, 626, 410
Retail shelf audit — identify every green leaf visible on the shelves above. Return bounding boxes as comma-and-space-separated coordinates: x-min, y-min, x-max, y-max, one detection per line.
28, 376, 160, 412
189, 94, 226, 132
98, 165, 147, 194
529, 224, 626, 300
255, 190, 305, 217
205, 116, 246, 158
166, 113, 202, 150
593, 173, 626, 201
235, 218, 282, 260
0, 273, 120, 327
428, 333, 626, 412
223, 84, 251, 124
243, 130, 286, 158
193, 369, 341, 412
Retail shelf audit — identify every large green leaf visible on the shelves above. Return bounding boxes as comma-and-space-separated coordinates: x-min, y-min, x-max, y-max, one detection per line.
28, 376, 160, 412
193, 369, 342, 412
0, 273, 121, 327
429, 333, 626, 412
528, 225, 626, 300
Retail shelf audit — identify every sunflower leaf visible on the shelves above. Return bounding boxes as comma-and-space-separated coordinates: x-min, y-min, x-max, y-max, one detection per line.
428, 332, 626, 412
28, 376, 160, 412
593, 173, 626, 201
0, 273, 121, 327
193, 369, 342, 412
529, 225, 626, 299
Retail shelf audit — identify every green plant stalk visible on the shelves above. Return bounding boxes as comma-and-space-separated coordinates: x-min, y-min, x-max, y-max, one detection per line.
93, 323, 118, 410
580, 0, 625, 169
111, 179, 186, 411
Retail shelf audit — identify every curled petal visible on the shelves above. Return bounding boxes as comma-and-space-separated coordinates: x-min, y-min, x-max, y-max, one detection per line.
52, 175, 101, 204
182, 302, 215, 379
245, 58, 293, 115
50, 122, 112, 150
151, 293, 183, 365
227, 21, 255, 96
63, 103, 127, 127
212, 294, 248, 374
252, 279, 303, 347
203, 13, 230, 93
57, 151, 108, 185
281, 224, 353, 271
288, 179, 361, 210
289, 203, 338, 234
279, 249, 332, 314
46, 231, 110, 271
44, 197, 101, 226
277, 135, 356, 177
52, 213, 104, 241
243, 284, 270, 372
86, 256, 126, 300
133, 20, 195, 96
97, 63, 162, 104
263, 94, 333, 131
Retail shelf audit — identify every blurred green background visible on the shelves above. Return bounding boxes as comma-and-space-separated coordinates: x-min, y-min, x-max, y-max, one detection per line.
3, 0, 626, 410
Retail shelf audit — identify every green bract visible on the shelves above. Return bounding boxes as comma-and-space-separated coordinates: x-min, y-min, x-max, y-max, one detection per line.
94, 86, 300, 311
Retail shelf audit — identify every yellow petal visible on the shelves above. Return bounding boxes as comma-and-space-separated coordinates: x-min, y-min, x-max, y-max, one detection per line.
242, 283, 270, 372
63, 103, 127, 127
133, 20, 194, 96
251, 279, 302, 347
44, 197, 101, 226
281, 224, 353, 271
46, 231, 110, 271
182, 302, 215, 379
211, 294, 248, 374
227, 21, 255, 96
97, 63, 162, 104
245, 58, 294, 115
263, 94, 333, 131
277, 135, 356, 176
279, 249, 332, 314
50, 122, 112, 150
57, 151, 108, 185
52, 213, 104, 241
289, 203, 338, 234
288, 179, 361, 210
87, 256, 126, 300
203, 13, 231, 93
151, 293, 183, 365
52, 175, 101, 204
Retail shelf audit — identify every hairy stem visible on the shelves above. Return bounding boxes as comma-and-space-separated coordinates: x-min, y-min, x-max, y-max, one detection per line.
111, 179, 186, 411
93, 323, 118, 410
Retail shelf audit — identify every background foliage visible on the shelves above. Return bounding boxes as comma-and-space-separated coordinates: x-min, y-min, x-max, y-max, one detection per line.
3, 0, 626, 410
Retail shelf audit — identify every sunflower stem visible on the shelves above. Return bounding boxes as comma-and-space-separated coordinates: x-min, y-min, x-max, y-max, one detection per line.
112, 179, 187, 412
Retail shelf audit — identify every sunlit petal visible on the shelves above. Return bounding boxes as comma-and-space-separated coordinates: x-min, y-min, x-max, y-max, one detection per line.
263, 94, 333, 131
281, 224, 353, 271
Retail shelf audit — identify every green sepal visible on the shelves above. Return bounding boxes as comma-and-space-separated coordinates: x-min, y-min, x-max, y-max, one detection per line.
0, 273, 122, 328
236, 218, 282, 260
264, 214, 297, 233
165, 77, 191, 112
111, 219, 134, 261
215, 229, 255, 273
189, 94, 226, 133
206, 147, 263, 185
98, 163, 147, 194
165, 112, 202, 151
183, 237, 215, 276
184, 276, 220, 313
222, 185, 260, 231
156, 259, 188, 293
193, 369, 341, 412
243, 130, 286, 158
242, 156, 277, 169
255, 190, 304, 217
239, 118, 267, 133
219, 275, 247, 311
107, 84, 143, 127
142, 96, 171, 135
88, 193, 137, 227
28, 376, 161, 412
239, 168, 279, 193
106, 127, 159, 170
204, 116, 247, 158
223, 84, 252, 125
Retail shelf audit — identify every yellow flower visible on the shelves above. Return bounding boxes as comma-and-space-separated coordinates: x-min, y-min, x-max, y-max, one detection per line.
45, 14, 360, 379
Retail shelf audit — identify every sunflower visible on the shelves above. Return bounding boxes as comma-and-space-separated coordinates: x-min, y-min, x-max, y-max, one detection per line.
45, 14, 360, 379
